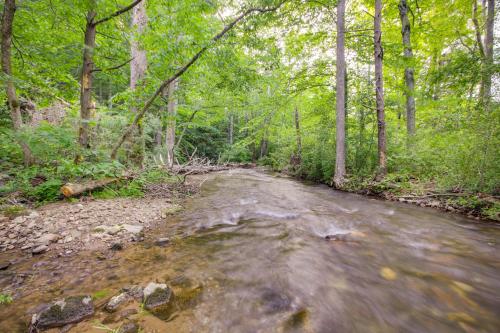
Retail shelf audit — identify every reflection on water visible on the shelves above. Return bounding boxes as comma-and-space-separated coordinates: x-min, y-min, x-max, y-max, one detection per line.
1, 169, 499, 332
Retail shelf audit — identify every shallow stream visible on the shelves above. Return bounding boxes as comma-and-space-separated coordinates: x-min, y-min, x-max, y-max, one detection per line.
1, 169, 499, 332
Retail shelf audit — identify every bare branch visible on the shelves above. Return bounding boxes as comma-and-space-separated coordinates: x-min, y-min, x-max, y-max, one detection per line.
91, 57, 134, 73
472, 0, 485, 58
93, 0, 143, 26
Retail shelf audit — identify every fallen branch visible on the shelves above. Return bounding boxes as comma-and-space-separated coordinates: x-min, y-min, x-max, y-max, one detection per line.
60, 178, 118, 197
110, 1, 287, 159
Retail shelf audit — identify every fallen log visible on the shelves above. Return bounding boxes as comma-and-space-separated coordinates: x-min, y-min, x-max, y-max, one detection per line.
60, 178, 118, 197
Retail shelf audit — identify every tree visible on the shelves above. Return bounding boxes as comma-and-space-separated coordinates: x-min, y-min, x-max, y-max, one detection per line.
129, 0, 148, 164
473, 0, 495, 110
333, 0, 347, 187
165, 79, 177, 168
398, 0, 416, 138
1, 0, 33, 166
79, 0, 143, 149
374, 0, 386, 179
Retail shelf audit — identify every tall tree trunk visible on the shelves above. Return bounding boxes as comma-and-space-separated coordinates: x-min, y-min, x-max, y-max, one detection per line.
165, 79, 177, 168
398, 0, 416, 137
129, 0, 147, 164
228, 112, 234, 145
1, 0, 32, 166
333, 0, 347, 187
374, 0, 387, 179
79, 11, 97, 148
294, 106, 302, 163
483, 0, 494, 110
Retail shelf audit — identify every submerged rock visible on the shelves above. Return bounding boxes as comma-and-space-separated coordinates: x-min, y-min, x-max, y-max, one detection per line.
110, 243, 123, 251
261, 288, 291, 314
0, 261, 11, 270
143, 282, 174, 313
154, 237, 170, 247
325, 233, 352, 241
32, 295, 94, 329
118, 321, 139, 333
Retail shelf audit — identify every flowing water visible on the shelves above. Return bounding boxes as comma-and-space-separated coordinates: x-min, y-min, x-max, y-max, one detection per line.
1, 168, 500, 332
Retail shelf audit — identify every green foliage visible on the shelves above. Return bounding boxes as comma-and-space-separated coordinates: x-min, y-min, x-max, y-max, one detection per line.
0, 205, 26, 218
29, 179, 64, 202
0, 294, 13, 305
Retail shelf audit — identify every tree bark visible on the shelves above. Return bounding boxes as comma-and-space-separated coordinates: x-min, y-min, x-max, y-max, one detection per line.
1, 0, 33, 166
483, 0, 494, 110
398, 0, 416, 137
130, 0, 147, 91
78, 11, 97, 148
165, 79, 177, 168
374, 0, 387, 179
333, 0, 347, 187
61, 178, 118, 197
129, 0, 147, 164
294, 106, 302, 163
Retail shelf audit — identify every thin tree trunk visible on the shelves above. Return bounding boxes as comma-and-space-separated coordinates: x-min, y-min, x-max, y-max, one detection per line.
374, 0, 387, 179
129, 0, 147, 164
78, 12, 97, 148
1, 0, 32, 166
398, 0, 416, 137
294, 106, 302, 163
483, 0, 494, 110
165, 79, 177, 168
334, 0, 347, 187
228, 112, 234, 145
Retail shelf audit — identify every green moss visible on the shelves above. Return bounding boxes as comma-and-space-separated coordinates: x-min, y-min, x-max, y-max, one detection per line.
92, 289, 110, 300
284, 308, 309, 329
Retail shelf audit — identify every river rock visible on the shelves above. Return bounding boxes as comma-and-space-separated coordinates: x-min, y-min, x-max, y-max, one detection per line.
155, 237, 170, 247
121, 285, 143, 300
105, 293, 130, 312
0, 261, 11, 270
325, 233, 353, 242
32, 245, 48, 254
143, 282, 174, 311
118, 321, 139, 333
36, 233, 59, 245
32, 295, 94, 329
261, 288, 291, 313
122, 224, 143, 235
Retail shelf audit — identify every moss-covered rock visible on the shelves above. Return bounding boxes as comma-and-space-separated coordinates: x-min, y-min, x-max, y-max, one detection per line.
32, 295, 94, 329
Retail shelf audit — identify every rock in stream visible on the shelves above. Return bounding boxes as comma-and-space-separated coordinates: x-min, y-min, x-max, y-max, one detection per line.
31, 295, 94, 329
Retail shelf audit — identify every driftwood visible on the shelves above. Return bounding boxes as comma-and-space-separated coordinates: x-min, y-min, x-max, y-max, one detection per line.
60, 178, 118, 197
